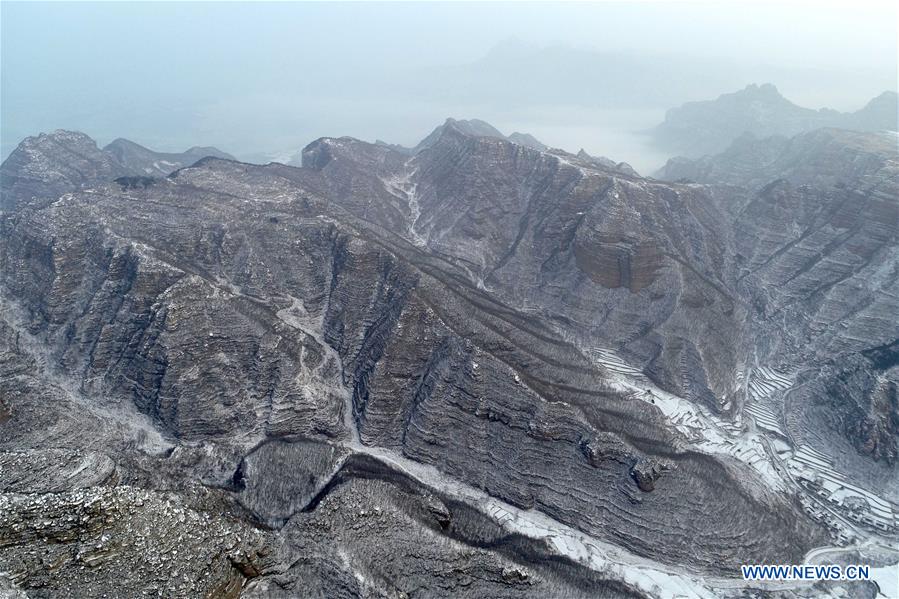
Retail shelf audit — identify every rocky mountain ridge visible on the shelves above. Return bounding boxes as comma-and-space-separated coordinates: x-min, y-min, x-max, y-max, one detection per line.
103, 137, 235, 177
651, 84, 898, 157
1, 119, 896, 598
0, 130, 233, 211
657, 128, 898, 188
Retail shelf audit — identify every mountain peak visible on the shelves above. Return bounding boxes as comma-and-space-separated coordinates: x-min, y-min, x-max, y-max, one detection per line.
741, 83, 782, 97
102, 138, 235, 176
414, 118, 549, 154
719, 83, 791, 107
507, 132, 547, 151
852, 90, 899, 126
414, 118, 506, 153
652, 85, 897, 157
20, 129, 100, 151
1, 130, 126, 211
105, 137, 143, 150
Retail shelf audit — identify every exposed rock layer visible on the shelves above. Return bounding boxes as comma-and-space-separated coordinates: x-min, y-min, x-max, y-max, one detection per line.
2, 120, 896, 596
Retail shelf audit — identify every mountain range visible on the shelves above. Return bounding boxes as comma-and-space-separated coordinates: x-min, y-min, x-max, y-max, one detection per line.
651, 84, 898, 157
0, 131, 233, 212
103, 138, 235, 176
1, 117, 896, 597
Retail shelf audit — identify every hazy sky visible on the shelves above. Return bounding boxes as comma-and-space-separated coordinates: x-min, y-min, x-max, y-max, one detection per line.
2, 1, 897, 170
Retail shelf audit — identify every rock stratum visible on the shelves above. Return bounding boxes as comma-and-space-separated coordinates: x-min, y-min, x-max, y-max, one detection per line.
1, 121, 896, 598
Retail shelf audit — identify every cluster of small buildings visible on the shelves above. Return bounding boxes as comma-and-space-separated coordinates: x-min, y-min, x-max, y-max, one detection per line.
790, 446, 898, 537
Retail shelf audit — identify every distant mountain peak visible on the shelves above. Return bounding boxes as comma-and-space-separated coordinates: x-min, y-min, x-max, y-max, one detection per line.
105, 137, 144, 150
23, 129, 100, 150
0, 130, 239, 212
414, 118, 506, 153
741, 82, 782, 96
716, 83, 792, 108
9, 129, 105, 161
414, 118, 548, 154
869, 90, 898, 102
507, 132, 547, 151
102, 137, 235, 176
652, 86, 898, 157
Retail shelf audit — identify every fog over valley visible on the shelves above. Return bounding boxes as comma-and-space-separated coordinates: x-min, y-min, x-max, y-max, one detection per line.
2, 2, 896, 172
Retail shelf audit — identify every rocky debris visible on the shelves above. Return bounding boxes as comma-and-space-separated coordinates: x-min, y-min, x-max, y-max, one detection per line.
579, 432, 637, 467
651, 84, 898, 157
0, 486, 272, 598
0, 576, 29, 599
630, 458, 676, 492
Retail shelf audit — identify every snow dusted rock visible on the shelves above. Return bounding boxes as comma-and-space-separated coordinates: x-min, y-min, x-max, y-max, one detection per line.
0, 486, 271, 597
1, 121, 894, 597
507, 131, 548, 151
0, 130, 234, 212
0, 130, 130, 211
659, 128, 899, 474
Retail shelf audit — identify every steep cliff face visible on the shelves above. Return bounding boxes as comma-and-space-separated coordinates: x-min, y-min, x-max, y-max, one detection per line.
295, 123, 744, 414
3, 121, 894, 597
657, 127, 899, 473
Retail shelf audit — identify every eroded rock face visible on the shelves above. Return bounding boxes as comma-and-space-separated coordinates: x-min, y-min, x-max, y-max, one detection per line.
630, 458, 676, 492
2, 121, 894, 597
294, 122, 744, 415
693, 131, 899, 472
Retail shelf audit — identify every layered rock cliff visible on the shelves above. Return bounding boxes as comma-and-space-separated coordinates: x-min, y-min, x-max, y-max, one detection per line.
2, 120, 895, 597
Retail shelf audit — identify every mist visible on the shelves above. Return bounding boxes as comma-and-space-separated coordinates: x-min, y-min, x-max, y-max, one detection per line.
2, 1, 897, 172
